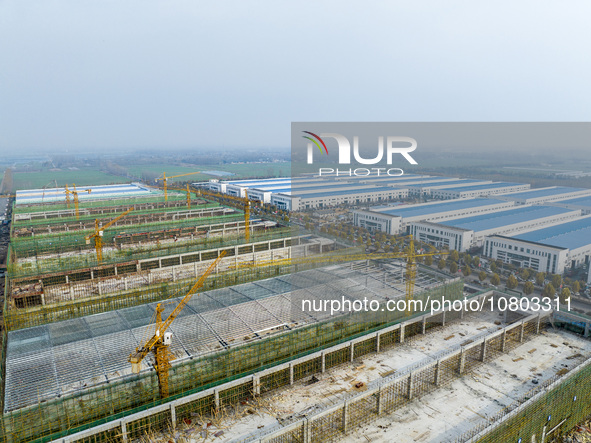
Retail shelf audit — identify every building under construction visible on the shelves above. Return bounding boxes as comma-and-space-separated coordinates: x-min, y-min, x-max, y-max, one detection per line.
0, 182, 470, 442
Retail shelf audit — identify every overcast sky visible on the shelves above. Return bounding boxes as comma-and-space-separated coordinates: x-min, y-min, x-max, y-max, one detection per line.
1, 1, 590, 154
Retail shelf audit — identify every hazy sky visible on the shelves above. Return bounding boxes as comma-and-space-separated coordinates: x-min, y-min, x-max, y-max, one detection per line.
1, 1, 590, 154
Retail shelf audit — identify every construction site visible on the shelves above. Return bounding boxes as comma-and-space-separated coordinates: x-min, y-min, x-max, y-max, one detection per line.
1, 181, 591, 443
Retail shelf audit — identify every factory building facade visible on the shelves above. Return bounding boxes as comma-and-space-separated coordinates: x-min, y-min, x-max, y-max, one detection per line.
353, 198, 516, 235
484, 216, 591, 274
409, 206, 582, 252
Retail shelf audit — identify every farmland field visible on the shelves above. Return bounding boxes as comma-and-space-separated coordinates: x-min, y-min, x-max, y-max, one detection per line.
11, 169, 130, 191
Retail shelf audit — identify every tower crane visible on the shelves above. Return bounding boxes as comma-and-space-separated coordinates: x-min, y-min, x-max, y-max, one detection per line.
85, 207, 134, 264
129, 250, 227, 398
155, 171, 201, 202
196, 188, 251, 243
64, 184, 91, 220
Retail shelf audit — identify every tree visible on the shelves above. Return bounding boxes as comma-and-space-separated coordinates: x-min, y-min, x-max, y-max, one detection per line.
491, 273, 500, 286
535, 272, 546, 286
478, 270, 487, 282
559, 287, 571, 304
523, 281, 534, 295
450, 250, 460, 262
543, 283, 556, 297
462, 266, 472, 277
490, 262, 498, 273
424, 255, 433, 266
571, 281, 580, 294
551, 274, 562, 289
520, 269, 530, 281
506, 275, 518, 290
473, 256, 480, 268
438, 259, 446, 270
450, 262, 458, 274
463, 253, 472, 266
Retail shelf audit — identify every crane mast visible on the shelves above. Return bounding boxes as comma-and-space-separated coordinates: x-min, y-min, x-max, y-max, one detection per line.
129, 250, 227, 398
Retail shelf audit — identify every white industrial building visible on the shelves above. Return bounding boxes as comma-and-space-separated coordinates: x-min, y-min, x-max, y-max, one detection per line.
496, 186, 591, 205
433, 182, 530, 199
353, 198, 516, 235
409, 205, 582, 252
484, 216, 591, 274
552, 195, 591, 215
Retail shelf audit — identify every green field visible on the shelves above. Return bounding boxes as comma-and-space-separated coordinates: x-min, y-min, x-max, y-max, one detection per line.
127, 162, 291, 181
11, 169, 130, 191
6, 161, 291, 193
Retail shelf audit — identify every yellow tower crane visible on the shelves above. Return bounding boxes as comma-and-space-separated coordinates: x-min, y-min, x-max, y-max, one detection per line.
155, 171, 201, 202
196, 188, 251, 243
85, 207, 134, 264
129, 250, 227, 398
64, 184, 91, 220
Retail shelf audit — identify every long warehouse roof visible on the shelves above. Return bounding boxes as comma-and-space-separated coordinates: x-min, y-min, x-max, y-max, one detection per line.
511, 216, 591, 250
441, 205, 576, 233
375, 198, 509, 217
294, 186, 401, 199
556, 195, 591, 207
15, 183, 158, 205
498, 186, 590, 200
405, 179, 484, 188
444, 182, 527, 193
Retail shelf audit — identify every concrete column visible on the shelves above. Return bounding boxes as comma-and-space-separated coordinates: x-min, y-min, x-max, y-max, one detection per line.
98, 281, 102, 296
214, 389, 220, 410
114, 266, 118, 276
407, 372, 414, 400
350, 342, 355, 362
400, 325, 405, 344
124, 278, 128, 291
520, 322, 525, 343
121, 421, 128, 443
376, 332, 381, 353
459, 349, 466, 374
172, 266, 176, 282
321, 351, 326, 373
434, 361, 441, 386
289, 363, 294, 385
442, 310, 446, 326
481, 339, 487, 362
501, 329, 507, 353
170, 404, 176, 430
253, 375, 260, 396
304, 418, 311, 443
158, 259, 162, 269
65, 275, 69, 284
342, 401, 349, 434
422, 317, 426, 334
536, 314, 541, 334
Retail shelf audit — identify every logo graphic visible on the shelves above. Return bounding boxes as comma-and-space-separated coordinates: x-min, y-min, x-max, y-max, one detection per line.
304, 132, 418, 166
302, 131, 328, 155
